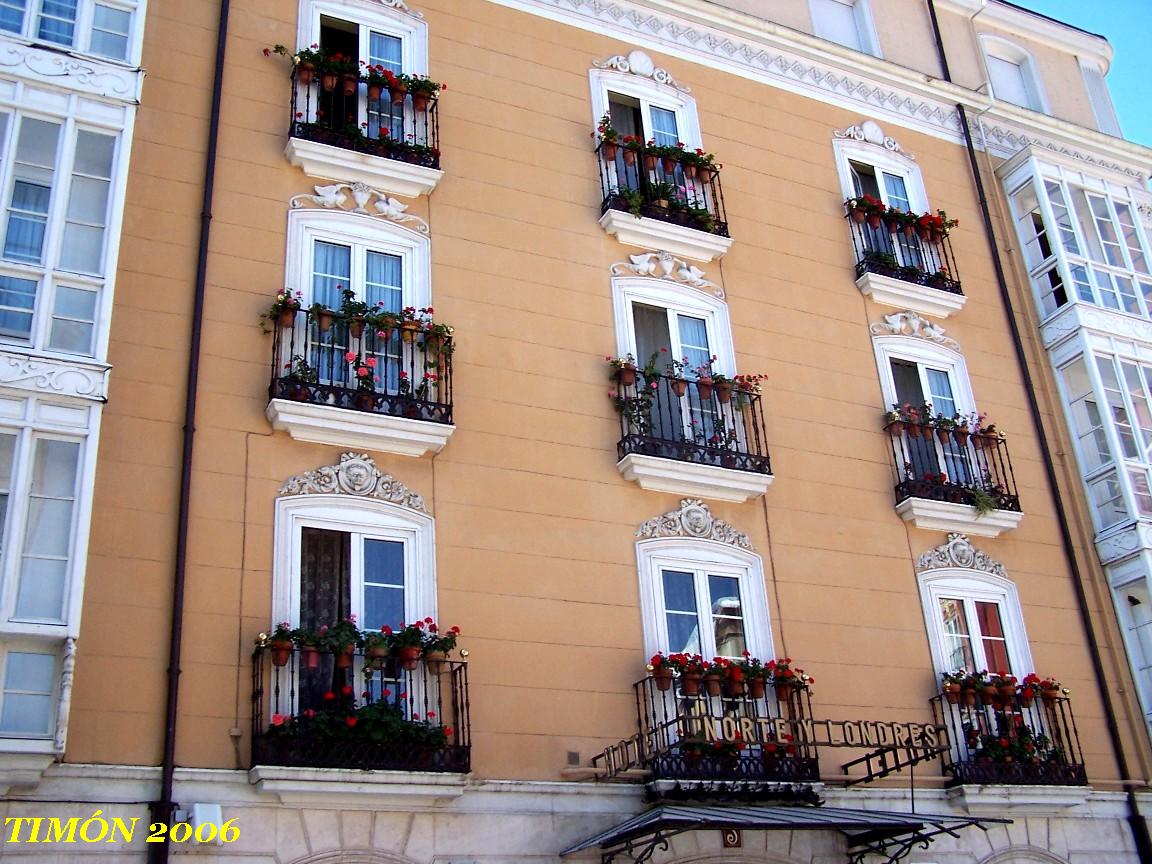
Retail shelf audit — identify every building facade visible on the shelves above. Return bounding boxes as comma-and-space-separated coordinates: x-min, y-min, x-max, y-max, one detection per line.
1, 0, 1152, 862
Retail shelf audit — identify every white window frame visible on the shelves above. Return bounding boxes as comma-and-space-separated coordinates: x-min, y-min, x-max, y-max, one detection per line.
872, 335, 976, 415
297, 0, 428, 74
0, 0, 143, 66
272, 494, 437, 630
637, 538, 773, 662
980, 35, 1049, 113
1079, 59, 1121, 137
919, 569, 1034, 678
611, 276, 735, 376
833, 138, 928, 215
0, 638, 59, 742
285, 209, 430, 311
589, 68, 702, 151
808, 0, 881, 58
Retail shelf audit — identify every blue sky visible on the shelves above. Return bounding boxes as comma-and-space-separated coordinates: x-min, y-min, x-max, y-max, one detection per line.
1014, 0, 1152, 148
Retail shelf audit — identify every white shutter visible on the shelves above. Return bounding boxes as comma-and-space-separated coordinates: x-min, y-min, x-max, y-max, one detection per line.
986, 55, 1033, 109
1080, 60, 1121, 137
810, 0, 862, 52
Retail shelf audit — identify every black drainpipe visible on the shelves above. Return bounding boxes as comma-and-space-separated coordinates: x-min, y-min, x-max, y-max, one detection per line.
925, 1, 1152, 857
147, 0, 231, 860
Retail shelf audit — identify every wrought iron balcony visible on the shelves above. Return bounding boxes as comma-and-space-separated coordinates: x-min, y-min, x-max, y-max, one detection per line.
593, 673, 820, 785
596, 141, 729, 239
252, 644, 470, 773
846, 213, 962, 295
288, 66, 440, 170
615, 372, 771, 475
930, 688, 1086, 786
268, 309, 453, 425
885, 419, 1020, 513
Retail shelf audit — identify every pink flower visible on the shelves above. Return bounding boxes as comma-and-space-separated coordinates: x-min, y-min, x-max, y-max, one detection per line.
271, 714, 286, 726
366, 357, 377, 368
344, 351, 357, 362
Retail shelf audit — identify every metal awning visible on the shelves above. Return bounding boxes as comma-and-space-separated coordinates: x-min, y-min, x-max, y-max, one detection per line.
561, 803, 1009, 864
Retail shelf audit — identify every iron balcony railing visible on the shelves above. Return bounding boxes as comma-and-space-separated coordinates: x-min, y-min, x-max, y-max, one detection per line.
627, 673, 820, 784
845, 213, 962, 295
252, 644, 470, 772
615, 372, 772, 475
269, 309, 453, 425
930, 688, 1085, 786
289, 66, 440, 169
885, 418, 1020, 512
596, 141, 729, 239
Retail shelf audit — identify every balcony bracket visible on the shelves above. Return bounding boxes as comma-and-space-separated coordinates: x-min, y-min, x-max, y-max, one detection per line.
267, 398, 455, 458
895, 498, 1023, 537
617, 453, 773, 503
600, 210, 733, 263
285, 137, 444, 199
856, 272, 967, 318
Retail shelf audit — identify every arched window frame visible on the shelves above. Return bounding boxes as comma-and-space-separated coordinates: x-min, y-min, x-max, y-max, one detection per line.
871, 334, 977, 414
589, 67, 702, 151
296, 0, 428, 75
285, 208, 431, 310
611, 276, 735, 376
272, 493, 437, 630
918, 568, 1034, 678
636, 537, 773, 662
980, 35, 1049, 113
832, 137, 929, 214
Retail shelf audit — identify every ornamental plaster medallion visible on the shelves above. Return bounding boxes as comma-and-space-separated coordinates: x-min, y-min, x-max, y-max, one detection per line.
611, 251, 724, 299
869, 311, 960, 351
915, 533, 1006, 578
290, 183, 430, 234
593, 50, 690, 92
636, 499, 752, 550
279, 453, 429, 513
833, 120, 915, 160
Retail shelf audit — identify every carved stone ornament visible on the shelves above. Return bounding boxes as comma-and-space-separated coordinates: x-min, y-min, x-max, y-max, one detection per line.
636, 499, 753, 550
0, 44, 137, 101
611, 251, 724, 299
1138, 203, 1152, 231
279, 453, 429, 513
593, 50, 689, 93
869, 311, 960, 351
0, 352, 108, 401
375, 0, 423, 18
290, 183, 429, 234
915, 533, 1007, 579
54, 637, 77, 753
833, 120, 915, 161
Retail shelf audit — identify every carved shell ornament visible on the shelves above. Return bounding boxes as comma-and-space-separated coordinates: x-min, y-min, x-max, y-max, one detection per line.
610, 251, 724, 299
833, 120, 915, 160
636, 499, 753, 550
279, 453, 429, 513
593, 50, 690, 93
915, 533, 1006, 579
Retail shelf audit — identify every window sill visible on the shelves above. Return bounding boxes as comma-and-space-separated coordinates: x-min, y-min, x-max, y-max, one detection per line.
0, 751, 55, 795
285, 137, 444, 199
599, 210, 733, 263
617, 453, 774, 503
266, 398, 454, 458
856, 271, 967, 318
249, 765, 467, 806
945, 783, 1091, 815
895, 497, 1023, 537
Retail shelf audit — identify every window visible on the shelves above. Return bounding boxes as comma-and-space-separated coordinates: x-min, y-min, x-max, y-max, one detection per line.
920, 571, 1033, 678
637, 538, 772, 662
0, 0, 137, 62
0, 644, 56, 737
809, 0, 879, 56
981, 37, 1046, 112
0, 111, 118, 357
1111, 572, 1152, 735
1080, 60, 1121, 137
590, 66, 702, 155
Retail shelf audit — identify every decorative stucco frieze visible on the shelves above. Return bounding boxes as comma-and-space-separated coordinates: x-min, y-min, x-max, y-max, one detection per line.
980, 124, 1147, 184
636, 498, 753, 550
834, 120, 915, 160
610, 251, 723, 299
290, 183, 430, 233
376, 0, 424, 18
1039, 303, 1152, 350
593, 50, 688, 92
915, 533, 1007, 578
279, 452, 429, 513
0, 43, 140, 102
0, 352, 110, 401
869, 311, 960, 351
1094, 523, 1152, 564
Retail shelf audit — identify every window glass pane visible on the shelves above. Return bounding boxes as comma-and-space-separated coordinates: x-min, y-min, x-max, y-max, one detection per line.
1012, 183, 1053, 270
1068, 264, 1093, 303
1073, 188, 1106, 264
312, 241, 350, 309
1089, 471, 1128, 528
1114, 202, 1149, 275
708, 575, 745, 658
882, 173, 910, 212
364, 251, 401, 311
986, 54, 1032, 107
49, 285, 97, 355
60, 131, 114, 275
90, 4, 130, 60
925, 369, 956, 418
15, 438, 79, 621
1044, 181, 1080, 256
811, 0, 863, 51
0, 274, 36, 340
662, 570, 699, 654
72, 131, 115, 178
368, 31, 402, 74
362, 538, 403, 631
975, 600, 1011, 672
676, 314, 710, 374
1062, 358, 1111, 472
0, 652, 54, 735
648, 106, 679, 148
1131, 469, 1152, 516
1087, 193, 1126, 268
37, 0, 77, 44
1098, 357, 1139, 458
5, 118, 59, 266
0, 0, 24, 33
938, 597, 974, 670
0, 431, 14, 561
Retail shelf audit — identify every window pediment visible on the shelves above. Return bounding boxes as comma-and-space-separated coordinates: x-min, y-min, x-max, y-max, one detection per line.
636, 499, 753, 550
916, 532, 1007, 579
279, 452, 429, 513
610, 251, 723, 300
592, 50, 689, 93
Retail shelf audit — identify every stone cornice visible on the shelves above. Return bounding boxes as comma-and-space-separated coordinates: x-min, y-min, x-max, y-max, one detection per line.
483, 0, 1150, 184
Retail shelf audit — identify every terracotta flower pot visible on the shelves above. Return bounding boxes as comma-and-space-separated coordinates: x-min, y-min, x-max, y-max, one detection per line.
725, 677, 745, 698
683, 163, 698, 180
907, 422, 923, 438
715, 381, 733, 404
412, 92, 430, 112
277, 307, 297, 327
697, 378, 714, 401
400, 321, 421, 342
367, 83, 383, 101
354, 391, 376, 412
348, 316, 365, 339
424, 649, 448, 672
962, 687, 977, 706
320, 71, 338, 92
643, 154, 658, 172
849, 207, 867, 224
399, 645, 421, 670
390, 84, 408, 105
1041, 687, 1060, 705
616, 367, 636, 387
954, 430, 969, 446
269, 639, 294, 668
662, 156, 678, 174
601, 141, 618, 161
300, 645, 321, 669
297, 63, 315, 86
748, 678, 766, 700
652, 666, 673, 691
623, 149, 637, 166
335, 645, 355, 668
999, 684, 1017, 699
980, 685, 998, 703
885, 419, 905, 437
681, 672, 702, 696
342, 73, 359, 96
775, 682, 794, 702
670, 378, 688, 398
935, 427, 951, 444
903, 224, 916, 238
867, 214, 883, 230
1019, 690, 1034, 707
943, 683, 960, 704
704, 674, 723, 697
316, 310, 335, 333
885, 217, 903, 234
